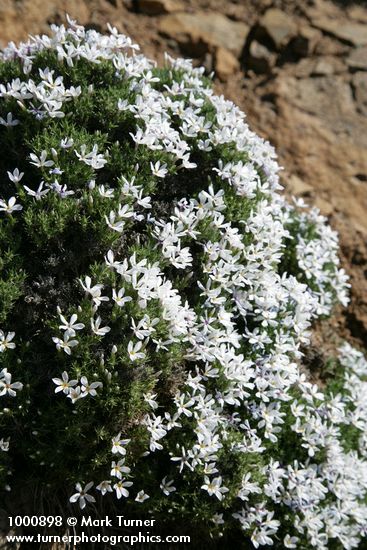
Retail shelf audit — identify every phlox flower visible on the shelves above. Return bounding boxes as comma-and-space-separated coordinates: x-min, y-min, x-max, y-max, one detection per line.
52, 371, 78, 394
0, 331, 16, 352
201, 476, 229, 501
0, 197, 22, 214
91, 316, 110, 336
58, 312, 85, 337
127, 340, 146, 362
69, 482, 96, 509
135, 490, 149, 503
0, 371, 23, 397
150, 161, 168, 178
80, 376, 103, 397
52, 333, 78, 355
160, 477, 176, 496
110, 460, 131, 479
0, 112, 19, 126
79, 276, 109, 307
112, 287, 132, 307
7, 168, 24, 183
111, 433, 131, 455
114, 479, 133, 499
96, 480, 113, 495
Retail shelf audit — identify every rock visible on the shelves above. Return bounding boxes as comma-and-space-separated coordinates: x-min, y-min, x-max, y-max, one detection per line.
263, 70, 367, 238
351, 173, 367, 186
305, 0, 341, 20
353, 72, 367, 117
347, 47, 367, 71
292, 56, 345, 78
214, 47, 240, 81
314, 197, 333, 217
284, 174, 313, 196
202, 52, 214, 75
311, 17, 367, 47
311, 56, 346, 76
0, 0, 90, 46
245, 40, 276, 74
288, 25, 321, 58
293, 58, 318, 79
348, 5, 367, 24
137, 0, 180, 15
314, 35, 350, 56
256, 8, 298, 51
158, 12, 249, 57
277, 75, 355, 123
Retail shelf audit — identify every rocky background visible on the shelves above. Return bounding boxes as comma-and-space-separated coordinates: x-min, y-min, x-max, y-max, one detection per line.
0, 0, 366, 372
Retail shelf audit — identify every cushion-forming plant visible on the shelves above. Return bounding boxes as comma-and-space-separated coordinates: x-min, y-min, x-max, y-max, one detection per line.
0, 16, 366, 549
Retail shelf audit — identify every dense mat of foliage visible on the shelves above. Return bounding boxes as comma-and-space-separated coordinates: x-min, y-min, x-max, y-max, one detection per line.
0, 17, 366, 549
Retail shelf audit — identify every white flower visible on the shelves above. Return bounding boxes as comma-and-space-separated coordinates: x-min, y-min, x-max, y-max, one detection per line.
0, 438, 9, 452
118, 204, 134, 219
111, 433, 131, 455
127, 340, 146, 362
105, 211, 125, 233
60, 137, 74, 149
79, 276, 109, 307
211, 514, 224, 525
67, 386, 82, 404
52, 371, 78, 394
23, 182, 50, 200
98, 185, 114, 198
0, 197, 22, 214
0, 112, 19, 127
7, 168, 24, 183
201, 476, 229, 501
110, 460, 131, 479
114, 479, 133, 499
80, 376, 103, 397
0, 371, 23, 397
69, 482, 96, 509
91, 316, 110, 336
160, 477, 176, 496
104, 250, 121, 270
112, 287, 132, 307
136, 191, 151, 209
135, 490, 149, 503
150, 161, 168, 178
237, 473, 261, 501
174, 392, 195, 417
58, 312, 85, 337
52, 333, 78, 355
284, 535, 299, 548
75, 144, 107, 169
0, 331, 16, 352
117, 98, 129, 111
144, 392, 159, 410
50, 181, 74, 198
29, 150, 54, 168
170, 446, 193, 473
96, 480, 113, 495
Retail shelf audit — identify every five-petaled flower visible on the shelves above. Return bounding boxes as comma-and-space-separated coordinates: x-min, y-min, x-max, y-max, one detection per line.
0, 370, 23, 397
69, 482, 96, 509
127, 340, 146, 362
0, 331, 16, 352
52, 333, 78, 355
52, 371, 78, 394
0, 197, 22, 214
